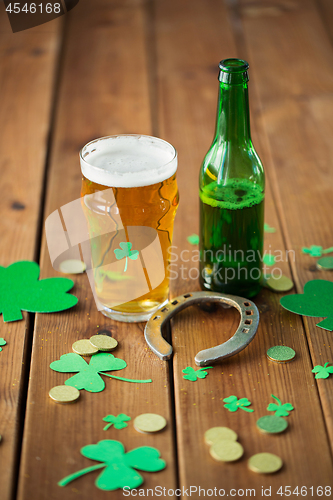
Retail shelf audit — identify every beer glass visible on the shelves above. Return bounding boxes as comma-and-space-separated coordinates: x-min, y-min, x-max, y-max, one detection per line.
80, 135, 179, 322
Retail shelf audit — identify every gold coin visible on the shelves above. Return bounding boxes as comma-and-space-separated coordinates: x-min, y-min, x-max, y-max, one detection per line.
256, 415, 288, 434
266, 274, 294, 292
317, 257, 333, 270
72, 339, 98, 356
248, 452, 283, 474
210, 440, 244, 462
49, 385, 80, 404
134, 413, 167, 433
204, 427, 238, 446
89, 334, 118, 352
59, 259, 86, 274
267, 345, 296, 363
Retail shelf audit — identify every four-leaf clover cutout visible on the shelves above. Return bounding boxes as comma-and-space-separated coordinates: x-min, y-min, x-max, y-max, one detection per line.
50, 353, 151, 392
0, 338, 6, 351
312, 362, 333, 379
103, 414, 131, 431
58, 440, 166, 491
182, 366, 213, 381
223, 395, 254, 413
114, 242, 139, 272
267, 394, 294, 417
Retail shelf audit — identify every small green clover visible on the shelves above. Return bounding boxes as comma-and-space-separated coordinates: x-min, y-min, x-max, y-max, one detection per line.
223, 395, 254, 413
114, 242, 139, 272
103, 414, 131, 431
302, 245, 323, 257
182, 366, 213, 381
0, 338, 6, 351
302, 246, 333, 257
267, 394, 294, 417
58, 440, 166, 491
312, 362, 333, 379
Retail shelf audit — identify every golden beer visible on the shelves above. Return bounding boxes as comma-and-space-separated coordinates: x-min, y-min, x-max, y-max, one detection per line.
80, 135, 178, 322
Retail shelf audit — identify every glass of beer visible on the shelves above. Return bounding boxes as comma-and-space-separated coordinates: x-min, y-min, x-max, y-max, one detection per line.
80, 135, 179, 322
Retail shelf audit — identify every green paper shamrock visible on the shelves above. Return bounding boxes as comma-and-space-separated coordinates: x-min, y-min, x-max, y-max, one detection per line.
50, 353, 152, 392
223, 395, 254, 413
267, 394, 294, 417
302, 246, 333, 257
280, 280, 333, 331
0, 261, 78, 322
187, 234, 199, 245
58, 440, 166, 491
182, 366, 213, 381
302, 245, 323, 257
103, 414, 131, 431
312, 362, 333, 379
114, 243, 139, 272
264, 223, 276, 233
0, 338, 6, 351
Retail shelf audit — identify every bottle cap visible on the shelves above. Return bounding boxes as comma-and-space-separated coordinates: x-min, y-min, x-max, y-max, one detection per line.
218, 58, 249, 84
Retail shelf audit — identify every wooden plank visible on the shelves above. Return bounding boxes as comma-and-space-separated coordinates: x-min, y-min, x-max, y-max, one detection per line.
17, 1, 177, 499
240, 0, 333, 101
154, 0, 333, 492
239, 0, 333, 448
317, 0, 333, 43
0, 4, 62, 499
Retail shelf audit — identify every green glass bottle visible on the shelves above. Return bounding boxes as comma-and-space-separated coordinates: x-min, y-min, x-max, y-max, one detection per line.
199, 59, 265, 298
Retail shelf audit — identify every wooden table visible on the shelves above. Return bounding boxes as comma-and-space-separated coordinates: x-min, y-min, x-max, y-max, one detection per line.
1, 0, 333, 498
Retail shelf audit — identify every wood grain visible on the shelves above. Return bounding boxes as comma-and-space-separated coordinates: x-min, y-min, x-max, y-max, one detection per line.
154, 0, 333, 492
0, 4, 61, 499
317, 0, 333, 43
2, 0, 333, 497
239, 0, 333, 449
17, 1, 177, 499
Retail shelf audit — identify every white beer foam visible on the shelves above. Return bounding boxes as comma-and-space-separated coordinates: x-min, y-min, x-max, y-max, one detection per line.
80, 135, 177, 188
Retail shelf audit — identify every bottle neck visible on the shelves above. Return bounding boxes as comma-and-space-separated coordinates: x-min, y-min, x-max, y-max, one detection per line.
214, 82, 251, 144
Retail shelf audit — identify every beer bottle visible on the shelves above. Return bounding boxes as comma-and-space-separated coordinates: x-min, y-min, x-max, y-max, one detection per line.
199, 59, 265, 298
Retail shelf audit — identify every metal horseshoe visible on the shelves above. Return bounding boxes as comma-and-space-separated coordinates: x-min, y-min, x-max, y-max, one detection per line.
144, 291, 259, 367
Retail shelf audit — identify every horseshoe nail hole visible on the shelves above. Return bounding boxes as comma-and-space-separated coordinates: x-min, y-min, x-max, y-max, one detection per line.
242, 328, 250, 333
161, 307, 168, 313
245, 310, 253, 316
183, 294, 192, 298
244, 319, 252, 325
152, 315, 161, 321
244, 302, 250, 307
172, 300, 179, 305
